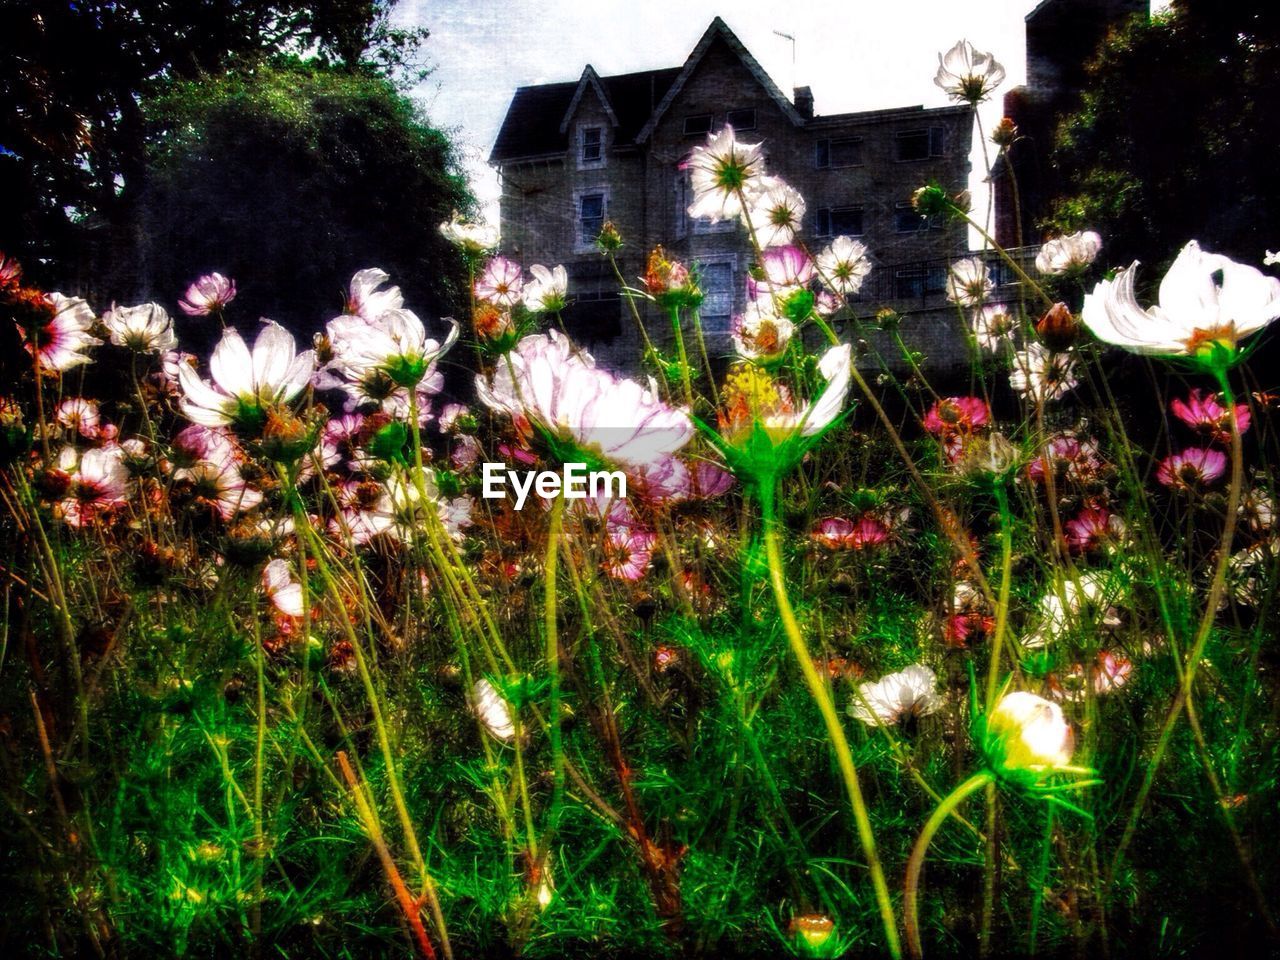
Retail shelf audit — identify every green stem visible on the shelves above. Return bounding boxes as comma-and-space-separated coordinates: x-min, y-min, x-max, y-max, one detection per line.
544, 493, 566, 833
905, 770, 996, 959
759, 478, 901, 959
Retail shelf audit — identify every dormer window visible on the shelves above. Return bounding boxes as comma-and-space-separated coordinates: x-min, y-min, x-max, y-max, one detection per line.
581, 126, 602, 163
726, 108, 756, 130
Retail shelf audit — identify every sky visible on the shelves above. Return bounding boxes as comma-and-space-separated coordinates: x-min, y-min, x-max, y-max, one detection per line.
393, 0, 1154, 231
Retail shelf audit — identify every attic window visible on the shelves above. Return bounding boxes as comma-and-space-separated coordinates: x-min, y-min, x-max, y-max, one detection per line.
683, 114, 713, 136
726, 108, 756, 130
581, 126, 602, 163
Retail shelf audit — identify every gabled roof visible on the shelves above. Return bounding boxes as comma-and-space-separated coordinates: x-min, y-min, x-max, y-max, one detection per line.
559, 65, 618, 135
490, 67, 681, 164
635, 17, 803, 143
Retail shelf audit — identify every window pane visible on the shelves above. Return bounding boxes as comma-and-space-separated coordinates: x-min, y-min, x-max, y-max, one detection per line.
894, 206, 927, 232
830, 138, 863, 167
896, 130, 930, 161
580, 194, 604, 243
726, 108, 756, 130
683, 115, 712, 135
699, 262, 733, 332
814, 139, 830, 168
582, 127, 602, 162
830, 208, 864, 236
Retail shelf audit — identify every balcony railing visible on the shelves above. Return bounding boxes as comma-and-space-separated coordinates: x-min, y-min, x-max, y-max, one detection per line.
851, 245, 1042, 311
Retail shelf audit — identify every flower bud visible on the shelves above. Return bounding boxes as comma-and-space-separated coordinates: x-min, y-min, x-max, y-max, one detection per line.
1036, 302, 1080, 351
991, 117, 1018, 147
981, 691, 1074, 782
595, 220, 623, 254
790, 914, 836, 955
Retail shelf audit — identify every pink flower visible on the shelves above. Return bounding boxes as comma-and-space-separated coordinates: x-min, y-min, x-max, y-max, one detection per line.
1064, 507, 1124, 554
1156, 447, 1228, 491
179, 273, 237, 316
811, 515, 891, 550
263, 559, 305, 617
604, 523, 657, 581
923, 396, 991, 436
1093, 650, 1133, 694
748, 245, 815, 300
812, 516, 856, 550
1170, 389, 1250, 443
55, 398, 101, 439
1027, 435, 1104, 485
60, 446, 130, 527
475, 256, 524, 307
21, 293, 101, 372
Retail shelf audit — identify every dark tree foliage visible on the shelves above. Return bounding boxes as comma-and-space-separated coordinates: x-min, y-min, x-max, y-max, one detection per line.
137, 61, 474, 348
1048, 0, 1280, 271
0, 0, 427, 287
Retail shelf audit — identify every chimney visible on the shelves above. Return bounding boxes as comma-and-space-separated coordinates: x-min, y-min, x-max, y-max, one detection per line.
793, 86, 814, 120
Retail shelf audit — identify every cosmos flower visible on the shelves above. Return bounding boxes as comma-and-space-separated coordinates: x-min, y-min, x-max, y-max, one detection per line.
934, 40, 1006, 104
1156, 447, 1228, 491
731, 299, 795, 363
848, 664, 942, 727
946, 257, 993, 306
177, 322, 316, 430
1009, 343, 1078, 402
1238, 487, 1274, 536
603, 523, 657, 581
970, 303, 1016, 353
263, 559, 305, 617
1022, 571, 1125, 650
1081, 240, 1280, 361
21, 293, 101, 373
343, 268, 403, 322
1170, 389, 1250, 443
60, 446, 130, 527
179, 272, 237, 316
983, 692, 1074, 775
1036, 231, 1102, 276
326, 306, 458, 390
55, 398, 102, 439
686, 124, 767, 223
476, 331, 693, 473
1026, 434, 1104, 485
102, 302, 177, 353
0, 251, 22, 289
1064, 506, 1125, 554
719, 342, 852, 446
816, 236, 873, 296
749, 245, 816, 300
470, 678, 515, 741
439, 213, 499, 254
923, 396, 991, 437
745, 176, 806, 248
475, 256, 524, 308
523, 264, 569, 313
812, 515, 892, 551
182, 457, 264, 520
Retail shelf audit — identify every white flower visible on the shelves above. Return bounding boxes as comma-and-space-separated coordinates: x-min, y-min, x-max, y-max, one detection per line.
816, 236, 872, 296
985, 691, 1074, 772
934, 40, 1006, 103
102, 302, 177, 353
745, 176, 805, 248
440, 213, 499, 254
476, 330, 693, 472
326, 308, 458, 389
1035, 231, 1102, 276
1264, 251, 1280, 266
522, 264, 569, 313
1009, 343, 1077, 402
848, 664, 941, 726
60, 445, 130, 527
177, 321, 316, 428
946, 257, 993, 306
470, 678, 515, 741
1081, 240, 1280, 357
970, 303, 1016, 353
760, 342, 853, 441
686, 125, 767, 224
1022, 572, 1124, 650
731, 299, 795, 362
55, 398, 101, 439
263, 559, 305, 617
344, 268, 403, 322
25, 293, 100, 372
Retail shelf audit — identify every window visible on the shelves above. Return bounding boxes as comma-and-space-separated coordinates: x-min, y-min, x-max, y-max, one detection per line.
815, 137, 863, 168
894, 202, 928, 233
895, 268, 926, 299
579, 193, 605, 245
698, 260, 734, 334
683, 114, 713, 136
814, 207, 865, 237
581, 126, 602, 163
896, 127, 946, 162
726, 108, 757, 130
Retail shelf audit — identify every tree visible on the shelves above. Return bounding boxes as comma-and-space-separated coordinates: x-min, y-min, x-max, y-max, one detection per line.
1047, 0, 1280, 271
134, 60, 473, 345
0, 0, 427, 284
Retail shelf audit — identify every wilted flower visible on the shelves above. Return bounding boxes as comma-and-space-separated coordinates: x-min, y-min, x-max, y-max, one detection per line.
1156, 447, 1228, 491
523, 264, 569, 313
1081, 240, 1280, 363
179, 273, 237, 316
946, 257, 993, 306
439, 213, 499, 254
1027, 435, 1104, 485
816, 236, 872, 296
177, 322, 316, 431
263, 559, 305, 617
848, 664, 941, 727
643, 247, 700, 307
1170, 389, 1250, 443
981, 691, 1074, 780
20, 292, 101, 373
475, 257, 524, 308
470, 677, 515, 741
731, 299, 795, 363
1239, 487, 1274, 535
1009, 343, 1078, 402
934, 40, 1006, 104
990, 117, 1018, 147
1036, 232, 1102, 276
686, 124, 767, 223
0, 252, 22, 289
745, 176, 805, 248
958, 432, 1019, 478
103, 302, 177, 353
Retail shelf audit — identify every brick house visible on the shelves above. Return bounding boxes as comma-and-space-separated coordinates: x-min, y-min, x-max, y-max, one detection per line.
489, 17, 986, 370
